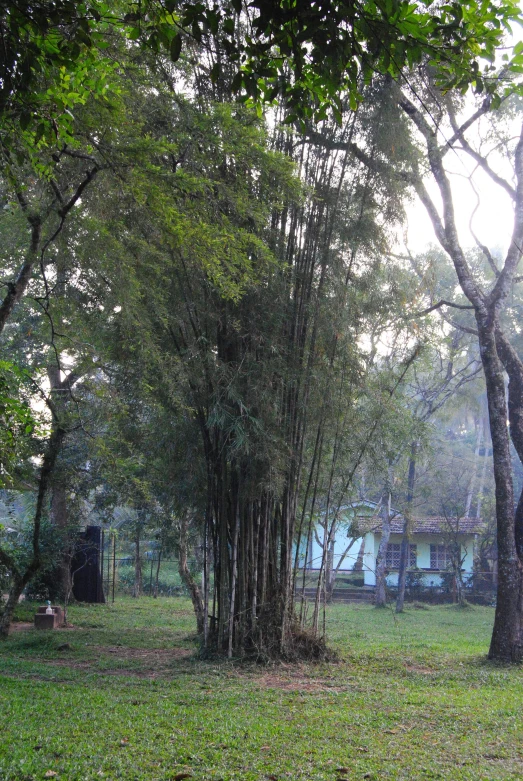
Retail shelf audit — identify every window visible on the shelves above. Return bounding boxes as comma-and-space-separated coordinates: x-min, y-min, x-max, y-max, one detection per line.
385, 543, 416, 569
430, 544, 452, 569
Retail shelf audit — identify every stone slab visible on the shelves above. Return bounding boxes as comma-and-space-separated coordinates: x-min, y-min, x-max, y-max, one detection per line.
34, 613, 58, 630
36, 606, 64, 623
34, 606, 64, 630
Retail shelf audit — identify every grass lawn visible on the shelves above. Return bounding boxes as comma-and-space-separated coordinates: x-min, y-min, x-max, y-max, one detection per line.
1, 599, 522, 781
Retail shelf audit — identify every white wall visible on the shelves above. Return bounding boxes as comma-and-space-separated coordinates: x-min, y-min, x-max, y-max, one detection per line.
296, 522, 476, 590
306, 525, 363, 571
363, 532, 376, 586
362, 532, 476, 588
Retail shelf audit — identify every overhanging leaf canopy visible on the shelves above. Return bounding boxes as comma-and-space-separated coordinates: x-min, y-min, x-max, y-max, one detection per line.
1, 0, 522, 144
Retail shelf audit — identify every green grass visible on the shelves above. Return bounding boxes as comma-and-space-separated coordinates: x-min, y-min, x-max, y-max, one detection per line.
116, 559, 187, 596
1, 599, 523, 780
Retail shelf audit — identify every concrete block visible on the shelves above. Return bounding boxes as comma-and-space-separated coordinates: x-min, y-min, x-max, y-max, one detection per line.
36, 605, 64, 624
34, 606, 63, 629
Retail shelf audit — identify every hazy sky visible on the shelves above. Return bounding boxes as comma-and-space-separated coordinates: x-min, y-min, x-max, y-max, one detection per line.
405, 123, 518, 259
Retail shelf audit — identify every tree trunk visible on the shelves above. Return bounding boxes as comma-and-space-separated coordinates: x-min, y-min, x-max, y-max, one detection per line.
50, 485, 73, 602
0, 218, 41, 335
475, 398, 489, 520
178, 513, 205, 636
396, 443, 417, 613
0, 574, 24, 638
465, 415, 484, 518
395, 93, 523, 660
228, 504, 240, 657
494, 329, 523, 561
325, 535, 336, 600
133, 527, 142, 598
375, 493, 392, 607
476, 435, 488, 521
154, 548, 162, 598
477, 321, 523, 661
47, 362, 87, 604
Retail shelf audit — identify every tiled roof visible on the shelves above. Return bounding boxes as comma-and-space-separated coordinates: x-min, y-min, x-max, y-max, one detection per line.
353, 516, 484, 535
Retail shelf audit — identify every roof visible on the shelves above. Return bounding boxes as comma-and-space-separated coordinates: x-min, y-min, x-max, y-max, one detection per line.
354, 516, 484, 536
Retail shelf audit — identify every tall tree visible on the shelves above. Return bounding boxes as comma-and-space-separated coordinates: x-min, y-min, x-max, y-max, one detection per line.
396, 81, 523, 660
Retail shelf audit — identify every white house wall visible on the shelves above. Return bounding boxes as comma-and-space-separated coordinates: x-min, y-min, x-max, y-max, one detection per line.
363, 533, 376, 586
363, 532, 476, 587
296, 519, 476, 591
307, 526, 364, 571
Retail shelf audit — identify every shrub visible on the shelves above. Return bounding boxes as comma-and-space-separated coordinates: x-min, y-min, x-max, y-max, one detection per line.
406, 568, 425, 595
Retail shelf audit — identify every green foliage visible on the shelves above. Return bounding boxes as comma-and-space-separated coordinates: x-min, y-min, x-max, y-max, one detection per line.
0, 361, 39, 488
0, 9, 509, 653
0, 516, 65, 598
0, 1, 120, 166
240, 0, 523, 122
2, 0, 522, 158
405, 567, 426, 594
117, 561, 186, 597
22, 533, 64, 603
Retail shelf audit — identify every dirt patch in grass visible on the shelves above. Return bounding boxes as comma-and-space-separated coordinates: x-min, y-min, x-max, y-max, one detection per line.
255, 671, 346, 692
26, 644, 195, 678
43, 660, 163, 678
404, 663, 437, 675
91, 645, 192, 660
8, 622, 33, 633
9, 622, 76, 634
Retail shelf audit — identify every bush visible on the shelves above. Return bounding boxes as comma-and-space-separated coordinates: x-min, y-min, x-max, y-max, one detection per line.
22, 521, 68, 603
24, 562, 63, 602
24, 525, 65, 602
0, 564, 9, 597
406, 568, 425, 595
440, 568, 456, 593
116, 568, 186, 597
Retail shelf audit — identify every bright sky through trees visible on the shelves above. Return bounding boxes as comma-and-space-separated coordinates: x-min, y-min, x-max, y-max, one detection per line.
405, 144, 516, 255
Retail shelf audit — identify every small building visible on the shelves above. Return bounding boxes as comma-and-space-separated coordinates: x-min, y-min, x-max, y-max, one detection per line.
355, 515, 483, 587
299, 500, 381, 573
298, 501, 484, 589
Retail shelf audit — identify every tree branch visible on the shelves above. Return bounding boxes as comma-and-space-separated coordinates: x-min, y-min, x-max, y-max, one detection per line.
442, 97, 492, 156
0, 163, 102, 334
486, 122, 523, 313
447, 103, 516, 200
408, 299, 474, 318
0, 218, 41, 334
399, 91, 486, 311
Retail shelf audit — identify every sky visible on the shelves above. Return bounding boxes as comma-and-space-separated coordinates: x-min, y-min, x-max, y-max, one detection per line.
405, 163, 516, 258
404, 114, 519, 259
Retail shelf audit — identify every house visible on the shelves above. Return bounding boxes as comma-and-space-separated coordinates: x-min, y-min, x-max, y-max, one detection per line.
299, 500, 483, 588
354, 515, 483, 587
299, 500, 381, 573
